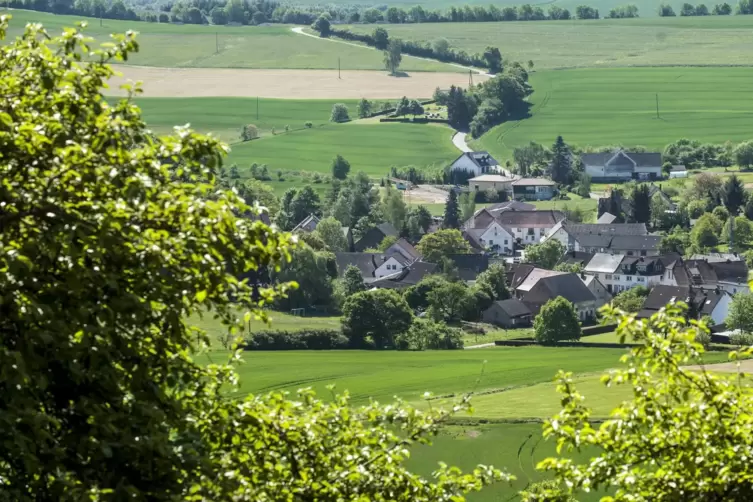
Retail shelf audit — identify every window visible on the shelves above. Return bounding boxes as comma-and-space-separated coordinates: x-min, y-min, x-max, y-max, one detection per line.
614, 275, 620, 281
527, 228, 535, 235
626, 276, 633, 281
488, 240, 494, 245
504, 239, 509, 245
604, 274, 612, 280
640, 250, 647, 256
627, 251, 634, 256
637, 277, 645, 282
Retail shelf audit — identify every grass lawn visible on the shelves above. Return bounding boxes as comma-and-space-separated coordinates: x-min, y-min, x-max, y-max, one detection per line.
221, 346, 628, 402
227, 122, 459, 176
3, 10, 450, 71
128, 97, 360, 143
346, 16, 753, 68
473, 67, 753, 163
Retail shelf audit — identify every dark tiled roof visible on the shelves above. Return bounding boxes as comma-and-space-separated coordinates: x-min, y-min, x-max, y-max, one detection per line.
596, 212, 617, 224
509, 263, 535, 289
370, 262, 439, 289
497, 210, 565, 228
684, 259, 748, 283
462, 229, 486, 250
335, 252, 408, 279
564, 223, 648, 236
495, 299, 531, 318
575, 234, 614, 249
486, 200, 536, 212
642, 285, 724, 316
354, 222, 398, 252
558, 250, 595, 266
377, 222, 399, 236
523, 273, 596, 305
581, 151, 662, 167
389, 237, 420, 260
609, 235, 662, 251
447, 254, 490, 277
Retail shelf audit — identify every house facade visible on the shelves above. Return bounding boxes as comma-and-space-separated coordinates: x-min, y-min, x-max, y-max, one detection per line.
463, 209, 564, 256
335, 252, 411, 283
468, 174, 515, 193
584, 253, 677, 294
511, 178, 556, 201
499, 210, 565, 245
449, 151, 500, 177
543, 222, 649, 253
638, 286, 732, 325
581, 151, 662, 182
482, 299, 532, 328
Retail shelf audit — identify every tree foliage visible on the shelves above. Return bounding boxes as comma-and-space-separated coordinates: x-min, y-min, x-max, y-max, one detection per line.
534, 297, 581, 344
384, 38, 403, 75
691, 213, 721, 250
336, 264, 366, 301
443, 189, 462, 229
475, 264, 510, 303
331, 154, 351, 180
313, 216, 348, 251
416, 229, 470, 263
550, 135, 571, 184
524, 239, 565, 270
524, 303, 753, 501
342, 289, 414, 348
727, 293, 753, 334
330, 103, 350, 122
724, 174, 746, 214
629, 183, 651, 224
611, 285, 649, 313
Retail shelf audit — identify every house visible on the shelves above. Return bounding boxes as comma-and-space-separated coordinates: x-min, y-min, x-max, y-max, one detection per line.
669, 165, 688, 179
385, 237, 420, 262
608, 235, 662, 257
581, 274, 612, 305
335, 252, 411, 283
521, 273, 599, 320
543, 222, 648, 253
687, 253, 742, 263
497, 210, 565, 245
557, 250, 595, 268
678, 258, 749, 295
446, 254, 490, 282
512, 267, 567, 296
463, 210, 565, 255
482, 299, 532, 328
292, 214, 320, 233
581, 150, 663, 182
468, 174, 515, 193
370, 262, 439, 289
584, 253, 679, 294
637, 285, 732, 325
464, 201, 535, 230
463, 220, 515, 255
511, 178, 557, 201
354, 222, 398, 252
448, 151, 500, 177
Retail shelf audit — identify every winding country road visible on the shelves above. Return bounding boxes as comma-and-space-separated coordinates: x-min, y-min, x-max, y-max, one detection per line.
452, 131, 472, 152
290, 27, 490, 76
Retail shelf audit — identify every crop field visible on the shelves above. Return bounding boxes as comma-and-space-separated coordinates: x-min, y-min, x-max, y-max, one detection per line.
3, 10, 453, 72
226, 122, 459, 176
473, 67, 753, 162
128, 97, 359, 142
347, 16, 753, 69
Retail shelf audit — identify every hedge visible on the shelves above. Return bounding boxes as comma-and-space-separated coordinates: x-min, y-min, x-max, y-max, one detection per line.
245, 329, 350, 350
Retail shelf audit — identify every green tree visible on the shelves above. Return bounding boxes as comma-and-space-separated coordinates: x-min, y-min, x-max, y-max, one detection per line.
409, 99, 425, 117
378, 234, 398, 251
342, 289, 413, 348
240, 123, 259, 141
574, 173, 591, 198
513, 141, 547, 176
372, 26, 389, 49
524, 239, 565, 270
611, 285, 649, 312
735, 140, 753, 169
276, 185, 322, 230
413, 205, 434, 233
475, 264, 510, 302
225, 0, 244, 22
630, 184, 651, 224
691, 213, 721, 249
357, 98, 372, 118
384, 38, 402, 75
650, 192, 670, 229
713, 1, 732, 13
658, 3, 676, 14
383, 186, 407, 229
331, 154, 351, 180
330, 103, 350, 123
554, 262, 583, 274
460, 192, 476, 221
550, 135, 571, 184
237, 178, 280, 216
313, 216, 348, 252
534, 297, 581, 344
660, 227, 690, 254
404, 275, 451, 312
337, 265, 365, 299
713, 205, 729, 221
724, 174, 746, 214
442, 189, 461, 229
416, 229, 470, 263
525, 303, 753, 501
274, 245, 336, 310
398, 318, 463, 350
428, 281, 472, 322
482, 46, 503, 73
311, 13, 331, 36
210, 6, 228, 24
727, 293, 753, 334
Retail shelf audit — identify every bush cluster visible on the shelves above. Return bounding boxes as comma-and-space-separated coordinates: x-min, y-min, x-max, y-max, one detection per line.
246, 329, 350, 350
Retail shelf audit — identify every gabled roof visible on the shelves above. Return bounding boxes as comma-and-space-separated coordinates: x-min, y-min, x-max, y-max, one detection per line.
486, 200, 536, 212
462, 228, 486, 250
670, 165, 687, 172
684, 259, 748, 284
516, 268, 566, 292
641, 285, 726, 316
447, 253, 489, 273
688, 253, 743, 263
469, 174, 514, 182
581, 151, 662, 168
354, 222, 398, 252
370, 262, 439, 289
575, 234, 615, 249
585, 253, 624, 274
563, 222, 648, 236
452, 151, 500, 169
494, 299, 531, 318
377, 222, 398, 236
509, 263, 535, 289
609, 235, 662, 251
511, 178, 556, 187
335, 252, 408, 280
558, 250, 595, 266
497, 210, 565, 228
523, 273, 596, 305
292, 214, 320, 233
596, 212, 617, 224
388, 238, 420, 260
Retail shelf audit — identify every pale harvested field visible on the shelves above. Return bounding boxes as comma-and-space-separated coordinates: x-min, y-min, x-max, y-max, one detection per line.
106, 67, 488, 99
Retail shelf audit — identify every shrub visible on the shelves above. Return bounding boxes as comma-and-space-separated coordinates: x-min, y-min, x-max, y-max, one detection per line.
305, 121, 313, 128
729, 332, 753, 346
330, 103, 350, 123
534, 297, 581, 344
245, 329, 349, 350
397, 319, 464, 351
240, 123, 259, 141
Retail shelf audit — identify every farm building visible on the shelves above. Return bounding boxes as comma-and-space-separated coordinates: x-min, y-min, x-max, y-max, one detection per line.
482, 299, 532, 328
581, 150, 662, 182
468, 174, 515, 193
511, 178, 556, 201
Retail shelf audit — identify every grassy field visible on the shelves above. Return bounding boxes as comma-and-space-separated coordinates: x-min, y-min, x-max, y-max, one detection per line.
227, 122, 459, 176
347, 16, 753, 68
3, 9, 452, 71
473, 67, 753, 162
128, 97, 360, 142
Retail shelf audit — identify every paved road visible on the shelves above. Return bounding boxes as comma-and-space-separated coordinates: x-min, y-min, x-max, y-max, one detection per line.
290, 27, 490, 76
452, 131, 472, 153
465, 343, 496, 349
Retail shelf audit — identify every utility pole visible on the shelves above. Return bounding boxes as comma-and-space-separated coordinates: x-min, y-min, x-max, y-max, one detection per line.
256, 96, 259, 121
655, 93, 659, 119
468, 69, 473, 87
338, 57, 341, 79
215, 32, 219, 54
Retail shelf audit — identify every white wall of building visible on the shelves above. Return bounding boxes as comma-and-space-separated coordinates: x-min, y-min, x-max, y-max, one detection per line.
588, 272, 663, 294
450, 155, 483, 176
479, 222, 514, 255
374, 257, 405, 278
710, 294, 732, 325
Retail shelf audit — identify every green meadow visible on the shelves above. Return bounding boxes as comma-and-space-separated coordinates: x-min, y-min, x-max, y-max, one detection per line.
473, 67, 753, 162
226, 122, 459, 176
347, 16, 753, 69
2, 10, 451, 71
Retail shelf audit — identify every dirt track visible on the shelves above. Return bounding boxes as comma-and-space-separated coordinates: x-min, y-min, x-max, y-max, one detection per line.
106, 66, 488, 99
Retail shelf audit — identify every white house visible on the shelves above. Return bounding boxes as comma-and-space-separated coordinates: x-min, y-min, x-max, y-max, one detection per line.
448, 151, 500, 177
334, 252, 414, 283
464, 209, 564, 256
638, 286, 732, 325
581, 150, 662, 182
468, 174, 515, 193
669, 165, 688, 179
475, 220, 515, 254
584, 253, 677, 294
497, 210, 565, 245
